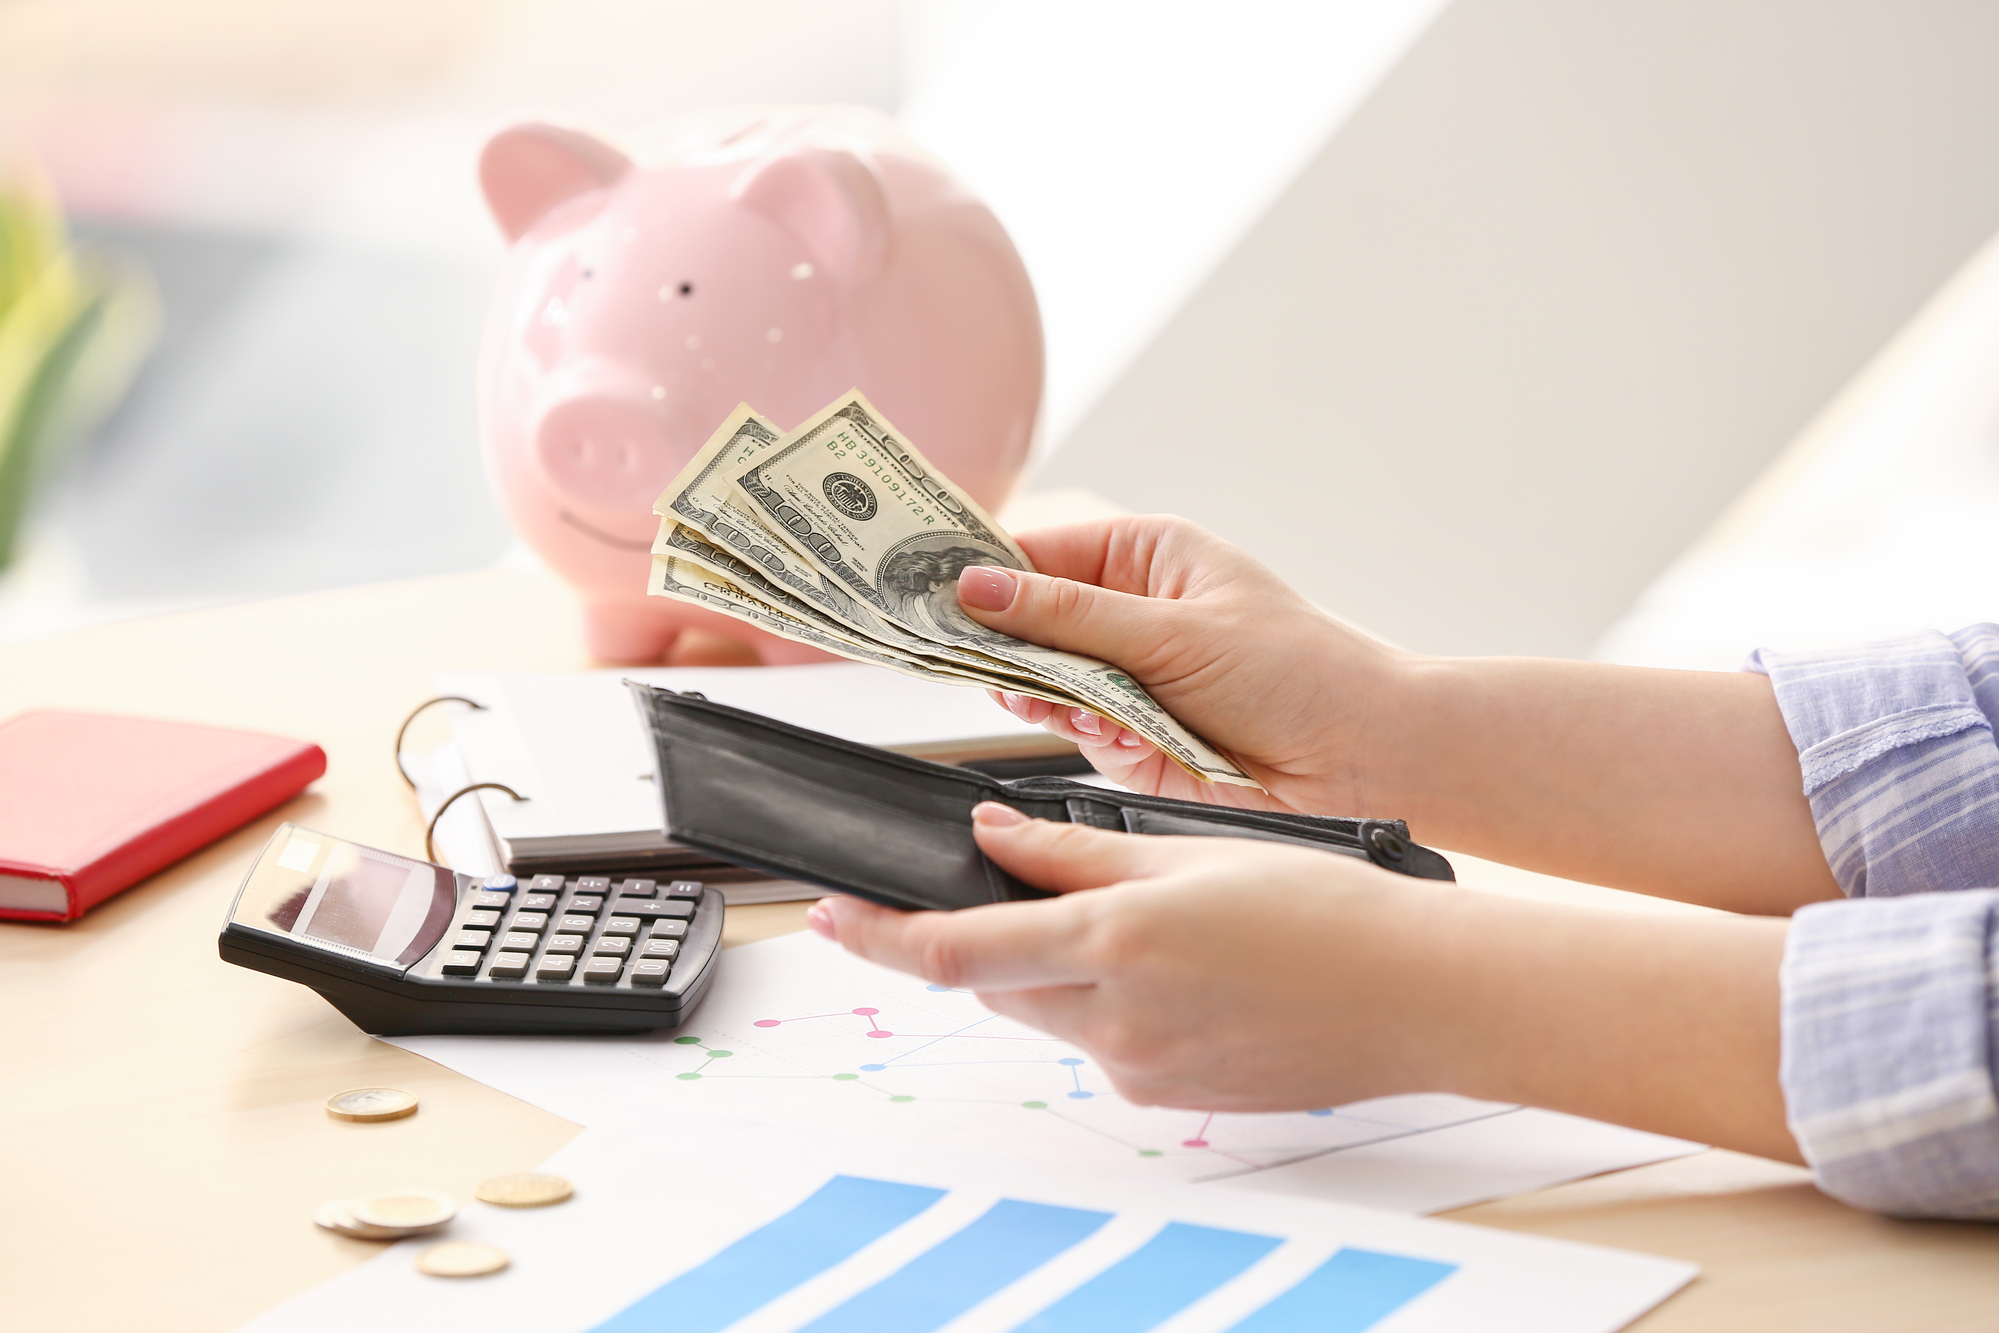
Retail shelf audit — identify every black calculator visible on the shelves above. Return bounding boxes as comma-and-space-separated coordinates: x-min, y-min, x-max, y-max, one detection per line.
218, 823, 723, 1035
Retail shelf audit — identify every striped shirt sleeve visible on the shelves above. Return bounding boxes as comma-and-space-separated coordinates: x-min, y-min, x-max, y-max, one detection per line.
1781, 892, 1999, 1216
1748, 627, 1999, 1215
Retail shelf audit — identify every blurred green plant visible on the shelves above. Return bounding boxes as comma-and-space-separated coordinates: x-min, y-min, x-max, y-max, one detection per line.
0, 147, 157, 572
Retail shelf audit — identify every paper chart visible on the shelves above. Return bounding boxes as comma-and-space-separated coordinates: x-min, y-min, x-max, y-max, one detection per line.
391, 932, 1702, 1214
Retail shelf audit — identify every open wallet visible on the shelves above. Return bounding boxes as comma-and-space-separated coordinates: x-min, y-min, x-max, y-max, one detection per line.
629, 682, 1455, 912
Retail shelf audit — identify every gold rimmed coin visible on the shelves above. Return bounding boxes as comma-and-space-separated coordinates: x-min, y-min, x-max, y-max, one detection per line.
351, 1189, 457, 1231
325, 1088, 419, 1123
416, 1241, 509, 1277
475, 1174, 573, 1208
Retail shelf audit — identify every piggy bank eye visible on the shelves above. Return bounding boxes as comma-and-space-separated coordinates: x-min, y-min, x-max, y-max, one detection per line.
678, 282, 694, 297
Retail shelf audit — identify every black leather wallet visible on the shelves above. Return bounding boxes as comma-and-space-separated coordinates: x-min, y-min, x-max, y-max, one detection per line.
630, 682, 1454, 912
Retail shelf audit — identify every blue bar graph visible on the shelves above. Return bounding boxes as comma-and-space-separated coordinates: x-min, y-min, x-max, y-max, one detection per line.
590, 1175, 945, 1333
1227, 1247, 1458, 1333
1013, 1222, 1284, 1333
797, 1198, 1114, 1333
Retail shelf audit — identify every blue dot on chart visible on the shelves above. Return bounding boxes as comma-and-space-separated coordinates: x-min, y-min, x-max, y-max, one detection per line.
1057, 1057, 1084, 1066
926, 984, 953, 992
1307, 1108, 1335, 1117
1067, 1090, 1094, 1099
860, 1063, 886, 1072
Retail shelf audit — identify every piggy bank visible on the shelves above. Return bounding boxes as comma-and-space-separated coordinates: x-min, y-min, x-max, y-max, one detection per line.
475, 106, 1043, 663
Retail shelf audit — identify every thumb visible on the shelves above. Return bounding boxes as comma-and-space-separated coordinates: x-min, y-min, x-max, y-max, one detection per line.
972, 802, 1179, 893
957, 565, 1176, 666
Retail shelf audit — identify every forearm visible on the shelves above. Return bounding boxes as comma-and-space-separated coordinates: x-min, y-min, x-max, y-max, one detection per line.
1404, 888, 1802, 1162
1375, 656, 1838, 914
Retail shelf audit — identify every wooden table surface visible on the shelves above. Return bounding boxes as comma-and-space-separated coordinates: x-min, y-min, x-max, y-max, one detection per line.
5, 561, 1997, 1332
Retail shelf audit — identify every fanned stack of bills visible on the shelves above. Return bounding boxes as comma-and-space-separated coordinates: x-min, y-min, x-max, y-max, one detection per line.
648, 391, 1257, 787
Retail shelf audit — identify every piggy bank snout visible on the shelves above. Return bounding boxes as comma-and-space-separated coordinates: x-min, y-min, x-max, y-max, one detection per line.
531, 385, 683, 512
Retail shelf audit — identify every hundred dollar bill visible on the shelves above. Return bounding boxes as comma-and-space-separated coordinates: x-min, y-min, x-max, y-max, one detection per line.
656, 406, 1091, 699
649, 555, 989, 689
656, 520, 1089, 706
731, 390, 1257, 787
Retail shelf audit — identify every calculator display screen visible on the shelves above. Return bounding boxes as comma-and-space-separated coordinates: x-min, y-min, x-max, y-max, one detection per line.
233, 826, 457, 968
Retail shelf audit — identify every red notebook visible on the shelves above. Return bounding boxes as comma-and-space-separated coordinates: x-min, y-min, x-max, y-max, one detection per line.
0, 710, 326, 923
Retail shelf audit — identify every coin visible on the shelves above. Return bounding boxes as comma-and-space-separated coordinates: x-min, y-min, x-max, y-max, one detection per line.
325, 1088, 419, 1123
475, 1174, 573, 1208
416, 1241, 509, 1277
313, 1199, 419, 1241
351, 1189, 457, 1231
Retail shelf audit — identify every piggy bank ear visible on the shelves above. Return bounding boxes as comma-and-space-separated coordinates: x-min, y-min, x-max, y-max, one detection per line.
730, 148, 889, 284
480, 122, 632, 243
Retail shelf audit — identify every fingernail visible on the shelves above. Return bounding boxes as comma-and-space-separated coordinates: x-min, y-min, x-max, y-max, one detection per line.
1001, 691, 1029, 718
958, 566, 1017, 612
1116, 731, 1144, 748
972, 801, 1028, 827
806, 900, 837, 939
1069, 708, 1103, 737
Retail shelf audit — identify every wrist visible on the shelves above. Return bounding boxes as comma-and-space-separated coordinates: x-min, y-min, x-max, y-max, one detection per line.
1333, 645, 1461, 829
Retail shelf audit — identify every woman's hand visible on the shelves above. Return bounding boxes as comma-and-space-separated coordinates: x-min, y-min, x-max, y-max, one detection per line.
813, 804, 1450, 1111
808, 803, 1803, 1160
957, 515, 1405, 816
957, 514, 1839, 911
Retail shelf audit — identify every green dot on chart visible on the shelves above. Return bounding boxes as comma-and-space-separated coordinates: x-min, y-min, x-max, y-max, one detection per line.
889, 1094, 916, 1103
832, 1073, 859, 1081
708, 1050, 733, 1059
1021, 1101, 1047, 1110
1139, 1150, 1165, 1157
673, 1035, 702, 1044
676, 1072, 702, 1080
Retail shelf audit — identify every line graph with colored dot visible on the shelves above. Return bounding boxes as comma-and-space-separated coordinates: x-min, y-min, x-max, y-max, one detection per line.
648, 991, 1498, 1175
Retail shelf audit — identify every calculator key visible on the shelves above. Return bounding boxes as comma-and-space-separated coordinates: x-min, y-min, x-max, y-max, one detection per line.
600, 917, 640, 937
462, 908, 502, 929
616, 878, 657, 897
577, 876, 612, 894
520, 893, 558, 912
483, 874, 518, 892
439, 950, 482, 976
500, 931, 541, 952
543, 934, 584, 954
556, 914, 597, 933
666, 879, 703, 898
629, 960, 671, 987
618, 898, 693, 920
591, 935, 631, 957
448, 928, 493, 951
649, 919, 688, 939
508, 912, 548, 932
639, 938, 680, 960
566, 896, 604, 914
582, 956, 623, 984
469, 890, 511, 909
488, 951, 531, 978
535, 953, 575, 980
529, 874, 565, 892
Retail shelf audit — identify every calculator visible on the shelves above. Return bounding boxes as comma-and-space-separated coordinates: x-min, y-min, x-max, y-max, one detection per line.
217, 823, 723, 1035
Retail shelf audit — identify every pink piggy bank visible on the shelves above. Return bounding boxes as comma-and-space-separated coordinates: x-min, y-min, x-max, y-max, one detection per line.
475, 106, 1043, 664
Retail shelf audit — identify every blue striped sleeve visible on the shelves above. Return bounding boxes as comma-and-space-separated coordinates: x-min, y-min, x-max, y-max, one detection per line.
1746, 626, 1999, 897
1781, 892, 1999, 1217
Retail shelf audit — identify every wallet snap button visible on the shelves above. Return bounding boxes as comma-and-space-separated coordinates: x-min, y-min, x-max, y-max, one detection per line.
1367, 826, 1408, 861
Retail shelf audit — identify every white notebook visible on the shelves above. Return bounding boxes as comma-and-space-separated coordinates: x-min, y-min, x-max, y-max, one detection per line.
424, 663, 1072, 886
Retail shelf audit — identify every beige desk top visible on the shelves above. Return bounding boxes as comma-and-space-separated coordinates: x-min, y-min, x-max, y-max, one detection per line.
4, 563, 1997, 1332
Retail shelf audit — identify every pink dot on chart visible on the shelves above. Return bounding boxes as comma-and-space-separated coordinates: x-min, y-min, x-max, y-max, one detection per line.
852, 1008, 879, 1016
866, 1030, 893, 1039
753, 1020, 780, 1028
1182, 1139, 1210, 1149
